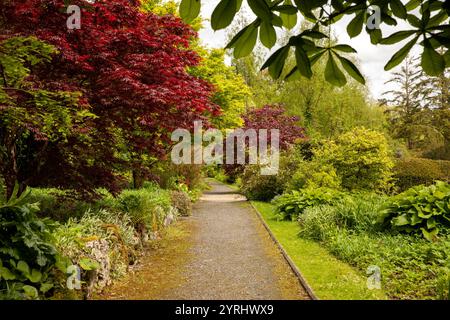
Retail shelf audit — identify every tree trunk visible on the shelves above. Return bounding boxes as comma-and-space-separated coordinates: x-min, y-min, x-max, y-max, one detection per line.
132, 170, 144, 189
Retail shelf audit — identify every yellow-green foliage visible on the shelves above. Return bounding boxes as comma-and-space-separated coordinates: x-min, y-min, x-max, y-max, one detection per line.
289, 160, 341, 191
315, 127, 394, 191
190, 48, 251, 129
394, 157, 450, 191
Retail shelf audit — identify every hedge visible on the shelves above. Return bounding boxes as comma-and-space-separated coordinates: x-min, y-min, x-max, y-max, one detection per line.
394, 158, 450, 191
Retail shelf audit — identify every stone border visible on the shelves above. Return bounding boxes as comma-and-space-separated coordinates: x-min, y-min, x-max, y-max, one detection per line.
249, 202, 319, 300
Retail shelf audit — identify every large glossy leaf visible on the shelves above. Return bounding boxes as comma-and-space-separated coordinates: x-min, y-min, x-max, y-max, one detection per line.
248, 0, 272, 21
211, 0, 240, 31
336, 55, 366, 85
405, 0, 421, 11
325, 52, 347, 86
380, 30, 417, 45
390, 0, 407, 19
23, 285, 38, 299
347, 11, 365, 38
421, 38, 446, 76
268, 46, 290, 79
279, 0, 297, 29
179, 0, 201, 23
332, 44, 357, 53
232, 23, 259, 58
384, 36, 419, 70
260, 21, 277, 48
17, 260, 30, 275
295, 46, 312, 78
0, 266, 16, 280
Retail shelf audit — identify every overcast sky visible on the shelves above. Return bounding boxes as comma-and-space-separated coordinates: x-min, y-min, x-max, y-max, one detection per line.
198, 2, 420, 100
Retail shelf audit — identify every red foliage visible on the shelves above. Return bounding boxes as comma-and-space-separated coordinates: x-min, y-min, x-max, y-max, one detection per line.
1, 0, 219, 196
223, 104, 306, 180
242, 104, 305, 150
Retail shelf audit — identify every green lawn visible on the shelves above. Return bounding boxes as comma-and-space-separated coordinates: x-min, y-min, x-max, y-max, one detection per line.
251, 201, 387, 300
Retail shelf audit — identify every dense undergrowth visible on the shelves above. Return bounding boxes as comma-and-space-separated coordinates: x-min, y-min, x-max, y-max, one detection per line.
0, 179, 197, 300
214, 126, 450, 300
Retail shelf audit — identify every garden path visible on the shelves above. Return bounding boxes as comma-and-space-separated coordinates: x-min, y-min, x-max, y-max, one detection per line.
98, 180, 309, 300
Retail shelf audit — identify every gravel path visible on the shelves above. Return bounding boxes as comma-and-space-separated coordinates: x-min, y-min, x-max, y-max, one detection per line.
159, 180, 309, 300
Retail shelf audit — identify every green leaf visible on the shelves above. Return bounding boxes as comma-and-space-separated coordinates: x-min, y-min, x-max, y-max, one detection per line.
406, 14, 422, 28
17, 260, 30, 275
248, 0, 272, 21
232, 23, 259, 58
211, 0, 239, 31
380, 30, 416, 45
294, 0, 316, 21
384, 36, 419, 70
260, 21, 277, 48
40, 283, 54, 294
421, 227, 438, 241
27, 269, 42, 283
392, 214, 409, 226
332, 44, 357, 53
226, 23, 252, 49
179, 0, 201, 23
421, 38, 445, 76
268, 46, 290, 79
390, 0, 407, 19
295, 46, 312, 78
380, 30, 417, 44
336, 55, 366, 85
284, 66, 301, 81
405, 0, 421, 11
347, 11, 365, 38
280, 0, 297, 29
310, 50, 326, 66
368, 28, 382, 44
79, 257, 100, 271
325, 52, 347, 87
0, 266, 16, 280
23, 285, 39, 299
427, 218, 437, 229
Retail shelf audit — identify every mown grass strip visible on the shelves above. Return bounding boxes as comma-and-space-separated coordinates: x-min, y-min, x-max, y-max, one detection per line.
251, 201, 387, 300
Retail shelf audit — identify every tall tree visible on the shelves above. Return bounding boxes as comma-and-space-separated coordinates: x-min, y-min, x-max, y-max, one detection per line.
382, 56, 423, 150
382, 56, 448, 155
1, 0, 219, 195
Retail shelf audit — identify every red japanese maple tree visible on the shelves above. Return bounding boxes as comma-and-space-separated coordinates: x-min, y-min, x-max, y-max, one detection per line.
1, 0, 218, 195
224, 104, 306, 180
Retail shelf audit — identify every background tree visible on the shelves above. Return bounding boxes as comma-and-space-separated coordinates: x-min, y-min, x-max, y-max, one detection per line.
190, 47, 251, 129
0, 36, 90, 198
382, 56, 448, 157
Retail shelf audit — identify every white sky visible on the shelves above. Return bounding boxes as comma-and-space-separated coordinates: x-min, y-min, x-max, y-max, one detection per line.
198, 2, 421, 100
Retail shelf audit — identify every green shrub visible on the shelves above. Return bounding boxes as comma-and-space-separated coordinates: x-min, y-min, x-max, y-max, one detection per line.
276, 149, 304, 192
379, 181, 450, 241
394, 158, 450, 192
53, 208, 138, 296
170, 190, 192, 217
299, 194, 386, 240
299, 196, 450, 299
327, 232, 449, 299
272, 188, 343, 221
154, 161, 204, 191
315, 127, 394, 191
288, 160, 341, 191
0, 188, 63, 299
240, 165, 282, 201
116, 188, 171, 234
